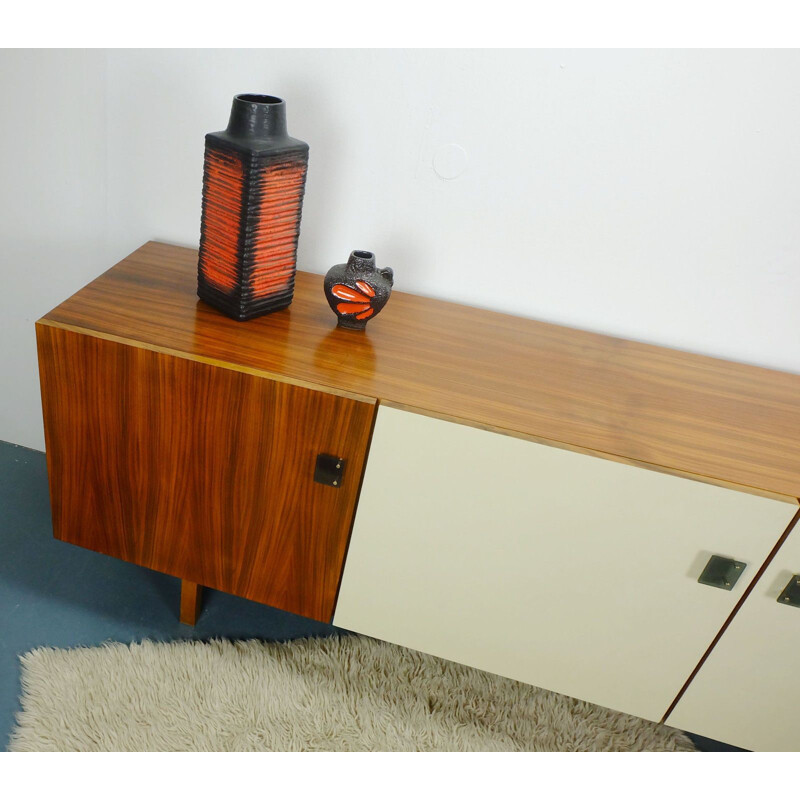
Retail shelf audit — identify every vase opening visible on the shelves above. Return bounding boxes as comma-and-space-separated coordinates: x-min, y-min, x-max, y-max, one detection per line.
226, 94, 289, 139
237, 94, 283, 105
353, 250, 373, 259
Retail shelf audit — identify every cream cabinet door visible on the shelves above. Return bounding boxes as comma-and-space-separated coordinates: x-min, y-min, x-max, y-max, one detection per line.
666, 517, 800, 751
334, 406, 797, 723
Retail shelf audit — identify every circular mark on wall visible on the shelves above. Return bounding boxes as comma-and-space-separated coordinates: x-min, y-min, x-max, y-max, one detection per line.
432, 143, 468, 180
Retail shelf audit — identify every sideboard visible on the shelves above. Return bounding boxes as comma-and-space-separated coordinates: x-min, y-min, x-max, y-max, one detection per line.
36, 242, 800, 751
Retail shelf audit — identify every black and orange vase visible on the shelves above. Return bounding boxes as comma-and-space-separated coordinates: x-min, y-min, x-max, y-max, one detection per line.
324, 250, 394, 330
197, 94, 309, 320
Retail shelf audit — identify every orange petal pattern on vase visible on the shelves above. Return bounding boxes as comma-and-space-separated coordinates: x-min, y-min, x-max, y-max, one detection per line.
355, 281, 375, 298
336, 302, 372, 314
331, 283, 377, 317
332, 284, 366, 302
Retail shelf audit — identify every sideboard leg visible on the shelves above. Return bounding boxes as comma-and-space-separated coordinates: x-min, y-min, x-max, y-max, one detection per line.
180, 579, 203, 626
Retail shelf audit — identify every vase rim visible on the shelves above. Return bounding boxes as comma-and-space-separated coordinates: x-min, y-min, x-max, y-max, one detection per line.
235, 93, 284, 105
226, 93, 289, 140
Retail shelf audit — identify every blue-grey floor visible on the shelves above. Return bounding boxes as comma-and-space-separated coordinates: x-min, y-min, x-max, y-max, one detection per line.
0, 439, 741, 751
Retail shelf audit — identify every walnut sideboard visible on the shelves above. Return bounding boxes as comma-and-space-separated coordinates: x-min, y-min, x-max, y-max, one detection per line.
36, 242, 800, 751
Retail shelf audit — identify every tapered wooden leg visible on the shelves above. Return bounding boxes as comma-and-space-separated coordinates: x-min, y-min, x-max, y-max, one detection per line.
180, 579, 203, 625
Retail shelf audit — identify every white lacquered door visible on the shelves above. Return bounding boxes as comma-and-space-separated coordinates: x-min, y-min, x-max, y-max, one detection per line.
666, 517, 800, 751
333, 406, 797, 723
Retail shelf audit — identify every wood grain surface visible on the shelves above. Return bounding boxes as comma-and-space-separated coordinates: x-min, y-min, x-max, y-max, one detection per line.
40, 241, 800, 501
180, 580, 203, 626
36, 323, 375, 622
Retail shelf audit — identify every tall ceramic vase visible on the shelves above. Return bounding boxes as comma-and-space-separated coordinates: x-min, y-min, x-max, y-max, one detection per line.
197, 94, 309, 320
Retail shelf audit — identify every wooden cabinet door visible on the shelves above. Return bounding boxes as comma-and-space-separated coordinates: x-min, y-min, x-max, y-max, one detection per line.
666, 514, 800, 751
333, 406, 797, 722
37, 323, 376, 622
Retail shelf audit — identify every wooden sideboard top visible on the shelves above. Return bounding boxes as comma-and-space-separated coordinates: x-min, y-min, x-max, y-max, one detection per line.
39, 241, 800, 502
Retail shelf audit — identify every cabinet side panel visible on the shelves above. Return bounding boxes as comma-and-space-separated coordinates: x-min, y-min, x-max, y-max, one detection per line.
36, 323, 375, 622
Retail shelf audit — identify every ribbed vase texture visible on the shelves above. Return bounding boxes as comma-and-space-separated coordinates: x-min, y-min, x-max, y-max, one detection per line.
197, 95, 309, 320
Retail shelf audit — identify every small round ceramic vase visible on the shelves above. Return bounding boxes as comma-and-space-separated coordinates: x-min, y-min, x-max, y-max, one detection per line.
323, 250, 394, 330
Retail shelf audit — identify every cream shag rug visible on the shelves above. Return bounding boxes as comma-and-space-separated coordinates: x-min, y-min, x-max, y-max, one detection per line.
9, 636, 694, 752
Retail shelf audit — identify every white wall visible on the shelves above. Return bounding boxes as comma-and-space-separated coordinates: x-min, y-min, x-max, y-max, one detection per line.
0, 50, 107, 450
2, 49, 800, 450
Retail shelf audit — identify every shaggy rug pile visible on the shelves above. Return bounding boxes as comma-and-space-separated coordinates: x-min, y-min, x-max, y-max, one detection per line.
9, 635, 694, 751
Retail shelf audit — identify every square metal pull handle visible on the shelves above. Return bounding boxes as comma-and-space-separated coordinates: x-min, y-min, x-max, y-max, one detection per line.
697, 555, 746, 590
314, 454, 346, 488
777, 575, 800, 608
